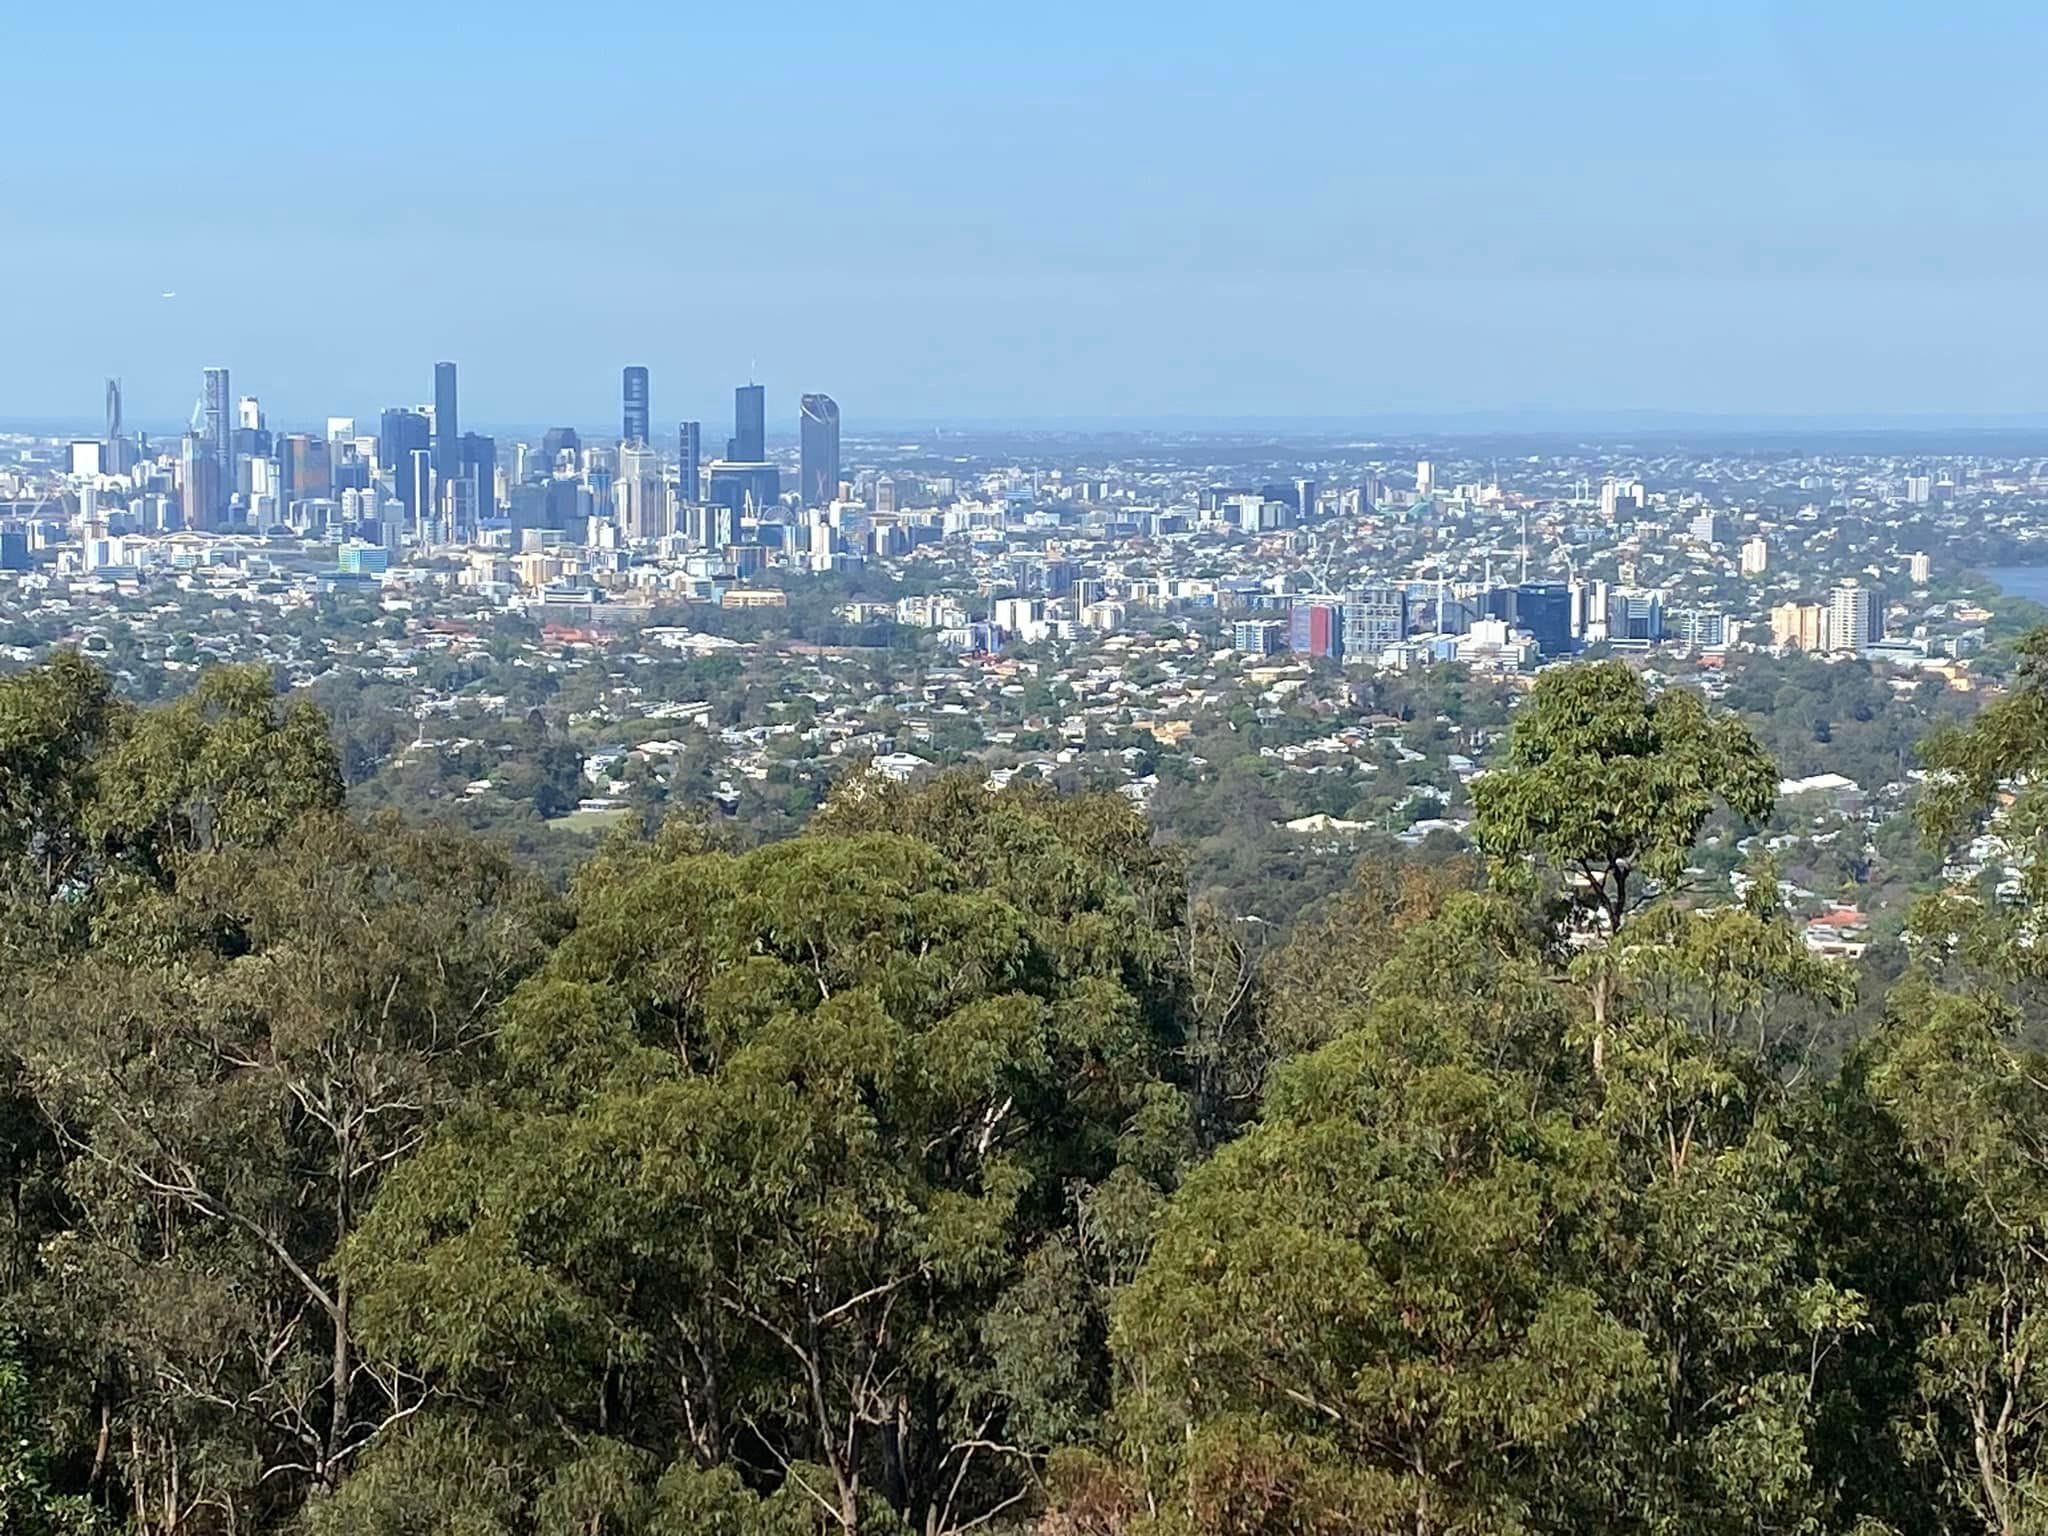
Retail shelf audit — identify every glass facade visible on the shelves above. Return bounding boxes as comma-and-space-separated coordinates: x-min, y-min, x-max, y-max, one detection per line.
799, 393, 839, 507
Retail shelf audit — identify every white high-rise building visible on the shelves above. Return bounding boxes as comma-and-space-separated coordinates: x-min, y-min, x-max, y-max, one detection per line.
326, 416, 356, 441
237, 396, 264, 431
1909, 551, 1932, 585
1740, 537, 1769, 576
613, 443, 665, 542
1415, 459, 1435, 496
1829, 582, 1882, 655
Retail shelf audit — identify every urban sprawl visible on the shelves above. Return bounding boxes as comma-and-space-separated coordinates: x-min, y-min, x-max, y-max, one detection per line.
6, 362, 2047, 949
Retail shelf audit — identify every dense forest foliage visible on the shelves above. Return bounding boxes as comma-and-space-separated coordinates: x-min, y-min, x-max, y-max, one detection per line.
6, 640, 2048, 1535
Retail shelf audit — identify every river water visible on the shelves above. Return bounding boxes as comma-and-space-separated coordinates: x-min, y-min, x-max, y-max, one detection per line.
1985, 567, 2048, 606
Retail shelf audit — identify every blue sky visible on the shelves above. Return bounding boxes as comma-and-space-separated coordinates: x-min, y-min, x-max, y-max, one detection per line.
5, 0, 2046, 428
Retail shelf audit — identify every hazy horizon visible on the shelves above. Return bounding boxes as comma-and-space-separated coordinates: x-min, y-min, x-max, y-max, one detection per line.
8, 1, 2048, 424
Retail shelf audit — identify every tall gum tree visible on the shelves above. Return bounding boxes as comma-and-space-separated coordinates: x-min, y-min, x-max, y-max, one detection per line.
1472, 662, 1777, 1069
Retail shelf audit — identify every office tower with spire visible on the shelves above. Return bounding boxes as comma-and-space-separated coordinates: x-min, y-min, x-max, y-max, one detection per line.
734, 383, 765, 462
202, 366, 232, 518
800, 394, 840, 508
677, 420, 702, 505
433, 362, 460, 479
103, 378, 134, 474
622, 366, 650, 445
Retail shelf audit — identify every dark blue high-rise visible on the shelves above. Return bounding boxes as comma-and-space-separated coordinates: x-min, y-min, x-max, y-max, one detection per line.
380, 407, 431, 520
734, 383, 765, 462
800, 394, 840, 507
622, 367, 650, 445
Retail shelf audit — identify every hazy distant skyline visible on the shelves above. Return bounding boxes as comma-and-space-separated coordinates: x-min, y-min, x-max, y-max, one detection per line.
7, 0, 2047, 426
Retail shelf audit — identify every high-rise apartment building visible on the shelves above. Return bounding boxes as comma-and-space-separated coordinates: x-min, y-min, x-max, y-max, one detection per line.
1771, 602, 1831, 652
1740, 537, 1769, 576
800, 394, 840, 507
1293, 477, 1319, 522
1673, 610, 1729, 649
622, 367, 650, 445
734, 383, 766, 462
1339, 586, 1409, 659
433, 362, 460, 479
1829, 582, 1884, 655
1288, 599, 1341, 658
1910, 551, 1933, 585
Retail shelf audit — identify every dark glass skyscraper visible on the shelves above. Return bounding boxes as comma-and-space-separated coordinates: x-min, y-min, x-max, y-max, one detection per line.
380, 408, 431, 520
433, 361, 459, 479
622, 366, 651, 445
708, 462, 780, 517
677, 421, 701, 504
799, 394, 840, 507
541, 426, 581, 471
1512, 582, 1573, 656
734, 383, 765, 462
180, 433, 221, 532
462, 433, 497, 515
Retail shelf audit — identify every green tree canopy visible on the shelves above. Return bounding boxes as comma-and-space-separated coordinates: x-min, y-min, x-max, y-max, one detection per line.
338, 776, 1190, 1535
1473, 662, 1776, 936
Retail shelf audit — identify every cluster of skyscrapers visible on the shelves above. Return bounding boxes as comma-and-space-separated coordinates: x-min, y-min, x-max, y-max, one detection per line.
98, 362, 845, 553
